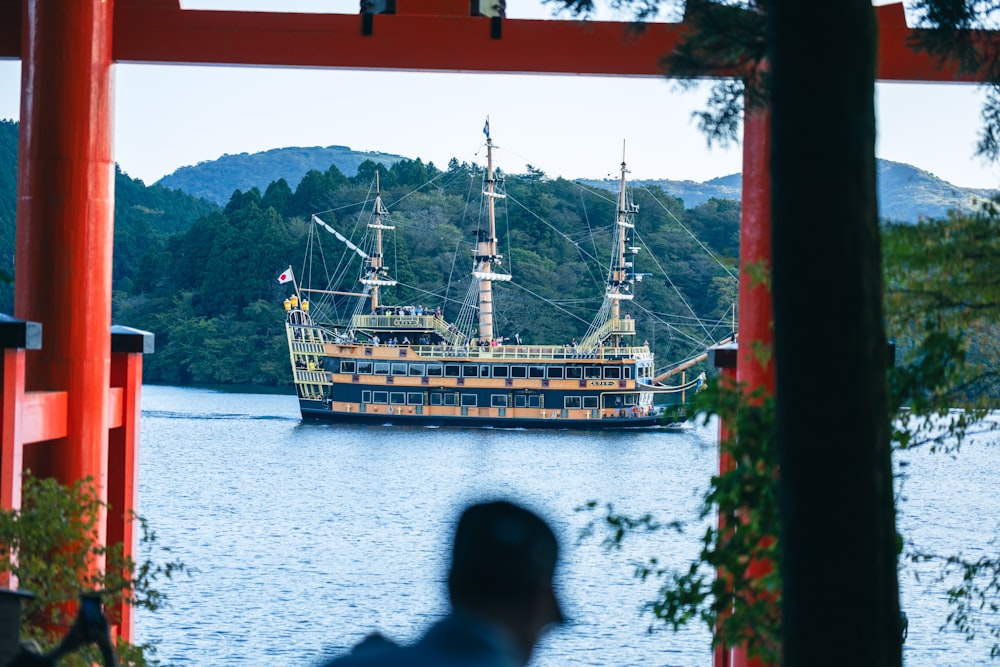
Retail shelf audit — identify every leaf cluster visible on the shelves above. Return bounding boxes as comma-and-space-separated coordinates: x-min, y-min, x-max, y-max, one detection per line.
543, 0, 666, 22
576, 200, 1000, 660
941, 553, 1000, 659
579, 379, 781, 662
654, 380, 780, 662
549, 0, 767, 147
884, 200, 1000, 451
0, 474, 186, 666
883, 202, 1000, 657
910, 1, 1000, 160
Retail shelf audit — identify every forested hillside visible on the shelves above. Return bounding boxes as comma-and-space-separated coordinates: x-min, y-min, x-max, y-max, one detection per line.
10, 118, 991, 393
7, 119, 737, 388
0, 120, 16, 309
0, 120, 218, 314
157, 145, 408, 205
113, 157, 740, 386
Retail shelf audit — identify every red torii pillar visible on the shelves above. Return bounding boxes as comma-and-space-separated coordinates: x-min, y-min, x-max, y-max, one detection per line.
15, 0, 114, 506
0, 0, 990, 657
1, 0, 151, 641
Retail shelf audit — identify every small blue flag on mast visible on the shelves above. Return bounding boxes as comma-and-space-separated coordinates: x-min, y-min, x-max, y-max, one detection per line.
483, 117, 490, 139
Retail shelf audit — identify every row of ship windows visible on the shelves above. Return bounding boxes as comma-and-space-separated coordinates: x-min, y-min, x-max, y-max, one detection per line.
341, 360, 633, 380
358, 391, 631, 409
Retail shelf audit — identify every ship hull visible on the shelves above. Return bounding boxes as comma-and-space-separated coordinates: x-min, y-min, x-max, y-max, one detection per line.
281, 145, 710, 430
297, 397, 680, 429
287, 321, 698, 430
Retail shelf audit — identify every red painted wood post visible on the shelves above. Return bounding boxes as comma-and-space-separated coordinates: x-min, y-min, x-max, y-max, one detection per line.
731, 96, 777, 667
710, 343, 739, 667
15, 0, 116, 536
737, 104, 776, 395
0, 316, 41, 512
107, 326, 153, 641
0, 316, 42, 590
0, 347, 26, 517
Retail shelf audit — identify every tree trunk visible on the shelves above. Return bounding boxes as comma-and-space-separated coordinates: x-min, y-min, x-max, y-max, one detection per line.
769, 3, 901, 666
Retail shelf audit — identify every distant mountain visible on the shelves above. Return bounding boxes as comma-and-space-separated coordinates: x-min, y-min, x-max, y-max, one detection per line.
157, 143, 996, 223
156, 145, 409, 205
584, 159, 995, 223
578, 173, 743, 210
874, 160, 996, 222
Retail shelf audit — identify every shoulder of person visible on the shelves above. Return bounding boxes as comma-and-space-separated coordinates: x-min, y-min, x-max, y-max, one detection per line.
320, 632, 400, 667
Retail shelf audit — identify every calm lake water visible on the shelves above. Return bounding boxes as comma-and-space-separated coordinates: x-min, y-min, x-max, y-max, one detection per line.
133, 385, 998, 666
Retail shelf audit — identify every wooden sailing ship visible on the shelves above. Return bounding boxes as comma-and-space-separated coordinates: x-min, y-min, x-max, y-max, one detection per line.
280, 131, 708, 428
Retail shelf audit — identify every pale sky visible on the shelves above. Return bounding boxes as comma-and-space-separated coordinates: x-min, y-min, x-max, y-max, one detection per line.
0, 0, 997, 189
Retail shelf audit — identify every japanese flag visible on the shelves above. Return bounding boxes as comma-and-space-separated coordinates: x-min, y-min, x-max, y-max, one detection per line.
278, 267, 294, 284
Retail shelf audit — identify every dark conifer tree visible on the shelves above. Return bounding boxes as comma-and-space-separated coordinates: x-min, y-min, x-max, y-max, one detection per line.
262, 178, 294, 218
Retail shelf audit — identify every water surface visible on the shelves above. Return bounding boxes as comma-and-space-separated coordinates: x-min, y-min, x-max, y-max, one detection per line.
134, 385, 998, 666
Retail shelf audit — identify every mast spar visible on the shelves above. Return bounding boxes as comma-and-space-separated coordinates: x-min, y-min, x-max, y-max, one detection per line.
474, 134, 511, 344
610, 158, 635, 323
577, 152, 638, 352
359, 170, 397, 313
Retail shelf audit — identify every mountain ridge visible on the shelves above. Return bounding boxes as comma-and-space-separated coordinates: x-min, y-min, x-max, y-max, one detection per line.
156, 144, 409, 204
583, 160, 996, 222
156, 144, 996, 223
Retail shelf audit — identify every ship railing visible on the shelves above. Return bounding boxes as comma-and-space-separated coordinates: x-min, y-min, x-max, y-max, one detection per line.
428, 318, 466, 345
288, 322, 340, 351
578, 317, 637, 351
294, 370, 330, 384
404, 344, 650, 360
351, 314, 464, 345
353, 313, 433, 329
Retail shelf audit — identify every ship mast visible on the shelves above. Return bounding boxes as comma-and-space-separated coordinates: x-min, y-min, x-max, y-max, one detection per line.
359, 171, 396, 312
578, 152, 638, 352
609, 157, 636, 324
474, 134, 511, 344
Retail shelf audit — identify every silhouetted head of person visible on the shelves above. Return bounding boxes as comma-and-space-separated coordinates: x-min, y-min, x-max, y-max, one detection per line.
447, 500, 564, 661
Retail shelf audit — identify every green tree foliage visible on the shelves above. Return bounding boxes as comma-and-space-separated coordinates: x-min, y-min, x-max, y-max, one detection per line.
0, 119, 17, 310
101, 152, 737, 386
583, 382, 781, 662
576, 204, 1000, 665
0, 474, 185, 667
549, 2, 999, 665
113, 166, 218, 295
195, 188, 294, 316
389, 157, 440, 189
883, 202, 1000, 658
290, 169, 339, 218
0, 120, 219, 312
884, 201, 1000, 415
261, 178, 294, 218
0, 122, 739, 387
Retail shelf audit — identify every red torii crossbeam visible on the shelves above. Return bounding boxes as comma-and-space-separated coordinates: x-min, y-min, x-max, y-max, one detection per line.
0, 2, 987, 79
0, 0, 990, 655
